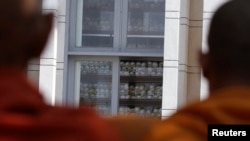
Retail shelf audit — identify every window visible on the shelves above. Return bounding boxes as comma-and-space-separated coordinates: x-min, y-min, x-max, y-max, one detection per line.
66, 0, 165, 116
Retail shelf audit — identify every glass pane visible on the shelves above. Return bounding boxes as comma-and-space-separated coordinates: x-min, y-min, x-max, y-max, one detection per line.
119, 59, 163, 117
76, 0, 115, 48
79, 60, 112, 115
127, 0, 165, 49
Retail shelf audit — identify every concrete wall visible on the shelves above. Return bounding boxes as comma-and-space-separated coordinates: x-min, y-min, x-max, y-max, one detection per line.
161, 0, 180, 118
27, 0, 65, 106
186, 0, 203, 104
39, 0, 58, 105
161, 0, 203, 118
161, 0, 228, 118
55, 0, 67, 106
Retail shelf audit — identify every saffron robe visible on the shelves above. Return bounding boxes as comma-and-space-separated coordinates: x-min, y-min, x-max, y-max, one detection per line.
144, 86, 250, 141
0, 69, 120, 141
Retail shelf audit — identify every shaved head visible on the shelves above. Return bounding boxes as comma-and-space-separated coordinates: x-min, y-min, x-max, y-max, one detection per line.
22, 0, 41, 16
0, 0, 52, 69
201, 0, 250, 91
0, 0, 41, 20
208, 0, 250, 75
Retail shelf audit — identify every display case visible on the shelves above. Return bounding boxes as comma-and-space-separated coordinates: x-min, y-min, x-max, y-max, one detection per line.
73, 0, 165, 51
118, 57, 163, 117
69, 0, 165, 117
71, 57, 163, 117
75, 0, 115, 48
76, 60, 115, 116
124, 0, 165, 50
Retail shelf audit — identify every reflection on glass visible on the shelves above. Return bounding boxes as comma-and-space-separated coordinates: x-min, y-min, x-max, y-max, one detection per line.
127, 0, 165, 49
76, 0, 115, 48
79, 60, 112, 115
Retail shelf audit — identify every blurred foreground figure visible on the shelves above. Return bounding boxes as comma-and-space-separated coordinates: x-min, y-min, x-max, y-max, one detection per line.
143, 0, 250, 140
0, 0, 120, 141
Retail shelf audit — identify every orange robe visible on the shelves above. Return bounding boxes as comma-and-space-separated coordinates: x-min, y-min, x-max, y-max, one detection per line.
144, 86, 250, 141
0, 69, 121, 141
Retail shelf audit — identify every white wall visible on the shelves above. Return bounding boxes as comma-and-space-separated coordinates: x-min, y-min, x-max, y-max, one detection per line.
186, 0, 203, 104
39, 0, 58, 105
178, 0, 189, 109
162, 0, 181, 118
55, 0, 67, 106
162, 0, 229, 117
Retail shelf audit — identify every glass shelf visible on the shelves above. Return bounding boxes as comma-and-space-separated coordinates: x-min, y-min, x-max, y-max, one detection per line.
83, 7, 114, 11
120, 76, 162, 83
119, 99, 161, 106
80, 98, 111, 105
118, 105, 161, 117
82, 30, 113, 35
127, 34, 164, 38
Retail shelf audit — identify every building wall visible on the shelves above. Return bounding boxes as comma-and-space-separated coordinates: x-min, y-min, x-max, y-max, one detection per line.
186, 0, 203, 105
27, 0, 229, 113
56, 0, 67, 106
161, 0, 181, 118
28, 0, 62, 105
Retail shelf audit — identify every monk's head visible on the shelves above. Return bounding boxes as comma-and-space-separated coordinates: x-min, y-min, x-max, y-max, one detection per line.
200, 0, 250, 92
0, 0, 53, 69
